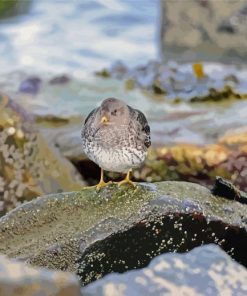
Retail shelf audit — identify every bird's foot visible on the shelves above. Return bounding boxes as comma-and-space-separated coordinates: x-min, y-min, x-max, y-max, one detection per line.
118, 178, 136, 187
96, 180, 112, 191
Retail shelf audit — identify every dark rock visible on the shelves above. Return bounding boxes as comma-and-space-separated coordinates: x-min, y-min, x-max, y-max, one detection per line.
19, 76, 42, 95
95, 69, 111, 78
49, 75, 70, 85
0, 255, 81, 296
212, 176, 247, 204
0, 182, 246, 287
82, 244, 247, 296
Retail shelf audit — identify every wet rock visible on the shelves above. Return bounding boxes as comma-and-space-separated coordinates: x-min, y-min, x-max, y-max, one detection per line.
97, 61, 247, 102
0, 255, 81, 296
95, 69, 111, 78
19, 76, 42, 95
49, 75, 70, 85
212, 177, 247, 205
0, 94, 85, 216
0, 182, 246, 287
82, 244, 247, 296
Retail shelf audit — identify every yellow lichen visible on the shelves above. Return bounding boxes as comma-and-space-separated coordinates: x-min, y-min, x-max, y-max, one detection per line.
219, 132, 247, 146
204, 145, 228, 166
192, 63, 205, 79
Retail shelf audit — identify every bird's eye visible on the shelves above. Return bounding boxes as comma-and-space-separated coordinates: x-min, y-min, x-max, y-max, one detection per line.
111, 109, 117, 116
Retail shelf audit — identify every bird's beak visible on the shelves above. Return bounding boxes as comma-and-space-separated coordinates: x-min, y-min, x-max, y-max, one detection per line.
93, 116, 109, 137
100, 116, 108, 124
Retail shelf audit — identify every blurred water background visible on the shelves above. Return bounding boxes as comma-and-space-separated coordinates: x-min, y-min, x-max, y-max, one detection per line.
0, 0, 158, 76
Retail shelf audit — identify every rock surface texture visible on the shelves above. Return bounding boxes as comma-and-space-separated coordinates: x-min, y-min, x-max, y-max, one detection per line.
0, 94, 85, 216
0, 181, 246, 287
0, 255, 81, 296
160, 0, 247, 63
82, 244, 247, 296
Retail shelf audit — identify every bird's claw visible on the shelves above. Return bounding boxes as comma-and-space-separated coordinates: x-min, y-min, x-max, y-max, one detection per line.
96, 180, 112, 191
118, 179, 136, 187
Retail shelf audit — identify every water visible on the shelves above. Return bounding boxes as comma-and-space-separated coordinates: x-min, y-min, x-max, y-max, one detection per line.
0, 0, 158, 76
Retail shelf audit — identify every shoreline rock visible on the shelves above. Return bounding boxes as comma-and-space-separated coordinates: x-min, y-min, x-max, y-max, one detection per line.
82, 244, 247, 296
96, 61, 247, 102
0, 181, 245, 286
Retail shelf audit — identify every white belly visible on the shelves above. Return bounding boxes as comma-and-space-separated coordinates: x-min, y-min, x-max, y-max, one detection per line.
85, 146, 146, 173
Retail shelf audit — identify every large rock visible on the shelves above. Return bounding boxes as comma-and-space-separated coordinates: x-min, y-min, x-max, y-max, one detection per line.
82, 244, 247, 296
0, 255, 80, 296
0, 94, 85, 216
160, 0, 247, 64
0, 182, 246, 286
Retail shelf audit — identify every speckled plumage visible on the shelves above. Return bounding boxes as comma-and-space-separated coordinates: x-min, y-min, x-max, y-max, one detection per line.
81, 98, 151, 173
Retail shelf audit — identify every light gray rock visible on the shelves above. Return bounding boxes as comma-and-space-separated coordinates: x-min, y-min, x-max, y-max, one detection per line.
160, 0, 247, 64
0, 255, 81, 296
82, 244, 247, 296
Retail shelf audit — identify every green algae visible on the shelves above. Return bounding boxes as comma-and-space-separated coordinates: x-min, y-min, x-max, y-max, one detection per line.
0, 0, 31, 19
190, 86, 244, 103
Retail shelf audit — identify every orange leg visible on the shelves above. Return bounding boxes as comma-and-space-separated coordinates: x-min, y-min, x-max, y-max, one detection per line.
95, 168, 112, 191
118, 170, 135, 187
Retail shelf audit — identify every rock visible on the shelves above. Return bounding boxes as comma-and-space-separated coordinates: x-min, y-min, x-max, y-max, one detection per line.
19, 76, 42, 95
82, 244, 247, 296
98, 60, 247, 102
49, 75, 70, 85
143, 134, 247, 192
0, 255, 81, 296
0, 94, 85, 216
212, 177, 247, 205
0, 181, 246, 287
160, 0, 247, 64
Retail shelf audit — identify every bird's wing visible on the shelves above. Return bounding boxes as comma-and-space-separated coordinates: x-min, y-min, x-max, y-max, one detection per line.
128, 106, 151, 149
81, 107, 99, 138
84, 107, 99, 125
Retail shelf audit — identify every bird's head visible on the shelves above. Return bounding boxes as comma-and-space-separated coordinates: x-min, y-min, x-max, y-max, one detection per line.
97, 98, 129, 126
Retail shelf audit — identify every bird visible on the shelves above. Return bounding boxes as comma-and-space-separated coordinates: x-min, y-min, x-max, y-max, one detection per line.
81, 97, 151, 191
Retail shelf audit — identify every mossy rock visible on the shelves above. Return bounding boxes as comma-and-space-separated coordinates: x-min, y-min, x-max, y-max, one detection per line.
0, 181, 246, 286
0, 0, 31, 18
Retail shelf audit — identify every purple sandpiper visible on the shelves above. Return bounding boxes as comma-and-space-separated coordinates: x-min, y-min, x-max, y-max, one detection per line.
81, 98, 151, 190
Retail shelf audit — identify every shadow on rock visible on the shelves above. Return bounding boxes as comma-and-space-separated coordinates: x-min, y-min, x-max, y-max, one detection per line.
77, 207, 247, 286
